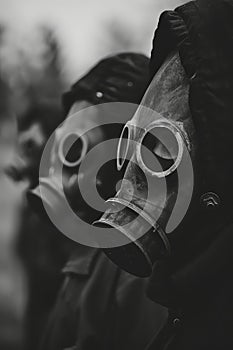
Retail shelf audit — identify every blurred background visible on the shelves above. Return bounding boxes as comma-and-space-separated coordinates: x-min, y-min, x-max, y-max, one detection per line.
0, 0, 185, 349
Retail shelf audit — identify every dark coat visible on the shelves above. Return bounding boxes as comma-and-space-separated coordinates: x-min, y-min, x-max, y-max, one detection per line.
41, 245, 167, 350
144, 0, 233, 348
18, 211, 73, 350
145, 223, 233, 350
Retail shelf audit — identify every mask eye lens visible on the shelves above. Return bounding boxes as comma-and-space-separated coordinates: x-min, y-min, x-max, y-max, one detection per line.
140, 126, 181, 176
117, 125, 130, 170
59, 132, 88, 167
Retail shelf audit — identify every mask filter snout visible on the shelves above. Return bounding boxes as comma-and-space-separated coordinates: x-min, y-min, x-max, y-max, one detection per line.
94, 200, 168, 277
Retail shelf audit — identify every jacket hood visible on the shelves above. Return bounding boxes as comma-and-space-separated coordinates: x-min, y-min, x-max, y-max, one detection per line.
150, 0, 233, 210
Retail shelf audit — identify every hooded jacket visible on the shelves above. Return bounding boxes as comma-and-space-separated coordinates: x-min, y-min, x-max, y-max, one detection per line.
146, 1, 233, 349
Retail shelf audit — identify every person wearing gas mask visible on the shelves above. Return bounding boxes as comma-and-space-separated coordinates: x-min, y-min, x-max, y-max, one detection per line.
7, 99, 72, 350
95, 1, 233, 349
29, 53, 166, 350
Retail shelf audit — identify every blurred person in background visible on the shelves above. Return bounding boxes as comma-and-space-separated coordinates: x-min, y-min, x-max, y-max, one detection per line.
28, 53, 167, 350
0, 77, 26, 350
3, 28, 77, 350
6, 97, 73, 350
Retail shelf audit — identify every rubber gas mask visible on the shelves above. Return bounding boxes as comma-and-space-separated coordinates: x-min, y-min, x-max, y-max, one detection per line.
95, 52, 196, 277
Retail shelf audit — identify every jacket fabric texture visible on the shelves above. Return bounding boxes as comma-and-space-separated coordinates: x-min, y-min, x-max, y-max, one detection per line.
41, 245, 167, 350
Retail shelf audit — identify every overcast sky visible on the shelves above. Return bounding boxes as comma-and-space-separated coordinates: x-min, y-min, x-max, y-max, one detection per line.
0, 0, 185, 84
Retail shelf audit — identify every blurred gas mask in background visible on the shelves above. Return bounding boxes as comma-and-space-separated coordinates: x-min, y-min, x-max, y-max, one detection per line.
28, 100, 107, 222
28, 53, 150, 244
6, 101, 63, 189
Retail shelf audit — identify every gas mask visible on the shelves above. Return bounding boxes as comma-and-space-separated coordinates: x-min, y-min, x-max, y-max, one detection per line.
28, 52, 151, 246
7, 122, 47, 187
6, 102, 63, 189
28, 101, 103, 218
28, 100, 139, 229
95, 52, 198, 277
